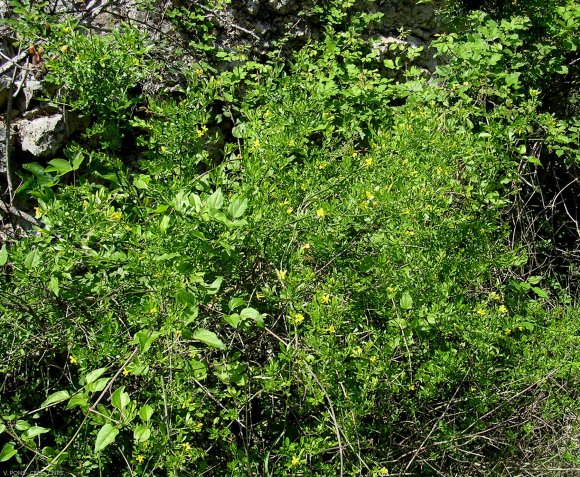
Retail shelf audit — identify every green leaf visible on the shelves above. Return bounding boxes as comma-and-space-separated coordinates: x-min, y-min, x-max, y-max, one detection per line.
192, 329, 226, 350
24, 249, 41, 269
159, 215, 171, 234
138, 404, 154, 422
15, 420, 30, 431
48, 276, 60, 296
133, 425, 151, 443
0, 245, 7, 266
25, 426, 50, 438
240, 307, 265, 328
41, 390, 70, 408
227, 196, 248, 219
206, 189, 224, 210
45, 159, 73, 175
67, 393, 89, 410
86, 377, 110, 393
224, 313, 242, 328
532, 287, 549, 299
132, 330, 161, 354
94, 424, 119, 453
0, 443, 17, 462
111, 387, 130, 410
400, 292, 413, 310
85, 368, 107, 384
228, 298, 246, 311
0, 423, 5, 434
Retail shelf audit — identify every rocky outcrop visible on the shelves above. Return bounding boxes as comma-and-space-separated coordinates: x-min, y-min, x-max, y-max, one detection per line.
17, 111, 79, 158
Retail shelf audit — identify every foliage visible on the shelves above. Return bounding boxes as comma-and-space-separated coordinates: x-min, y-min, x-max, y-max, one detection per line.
0, 1, 579, 476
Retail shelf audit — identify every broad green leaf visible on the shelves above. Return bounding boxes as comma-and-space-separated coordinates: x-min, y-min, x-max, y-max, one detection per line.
94, 424, 118, 453
0, 423, 5, 434
176, 290, 196, 306
48, 276, 59, 296
45, 159, 73, 175
133, 330, 161, 354
111, 387, 130, 410
240, 307, 265, 328
228, 298, 246, 311
0, 245, 7, 266
15, 420, 30, 431
25, 426, 50, 438
400, 292, 413, 310
24, 249, 41, 269
227, 197, 248, 219
189, 359, 207, 379
0, 443, 17, 462
206, 189, 224, 210
159, 215, 170, 234
67, 393, 89, 409
133, 425, 151, 443
224, 313, 242, 328
192, 329, 226, 350
41, 390, 70, 408
85, 367, 107, 384
204, 276, 223, 295
532, 287, 549, 299
138, 404, 154, 422
86, 377, 110, 393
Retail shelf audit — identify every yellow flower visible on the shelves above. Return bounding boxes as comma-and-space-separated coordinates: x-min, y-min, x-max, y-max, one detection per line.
365, 191, 375, 200
69, 356, 77, 364
316, 208, 326, 219
300, 243, 311, 250
288, 139, 296, 147
109, 211, 122, 221
122, 369, 129, 377
370, 356, 377, 364
34, 207, 43, 218
196, 125, 208, 138
377, 467, 389, 475
475, 307, 486, 317
149, 307, 158, 314
504, 328, 512, 335
195, 68, 203, 75
327, 325, 336, 334
276, 269, 287, 281
408, 384, 416, 391
360, 201, 368, 209
182, 442, 191, 451
252, 138, 261, 149
195, 422, 203, 430
364, 157, 374, 167
291, 455, 300, 466
318, 161, 329, 170
321, 293, 331, 304
135, 455, 145, 463
498, 305, 508, 314
286, 207, 293, 215
352, 346, 363, 357
488, 291, 500, 301
294, 313, 305, 324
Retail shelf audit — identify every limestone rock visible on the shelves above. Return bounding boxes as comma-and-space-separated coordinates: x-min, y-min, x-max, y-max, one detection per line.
17, 111, 79, 158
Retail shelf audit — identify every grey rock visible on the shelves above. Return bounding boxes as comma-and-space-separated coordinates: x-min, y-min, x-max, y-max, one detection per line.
21, 79, 44, 110
17, 111, 79, 158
